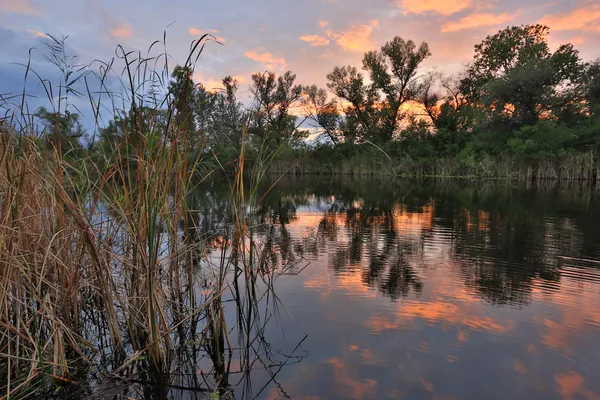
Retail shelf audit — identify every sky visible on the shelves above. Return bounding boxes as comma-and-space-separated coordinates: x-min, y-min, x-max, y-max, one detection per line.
1, 0, 599, 128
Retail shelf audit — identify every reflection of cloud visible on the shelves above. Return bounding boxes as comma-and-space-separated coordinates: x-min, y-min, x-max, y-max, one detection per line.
555, 371, 599, 400
326, 357, 377, 399
300, 34, 330, 47
540, 6, 600, 32
399, 0, 472, 16
514, 360, 527, 375
244, 49, 287, 70
0, 0, 40, 15
365, 299, 511, 335
441, 12, 515, 33
393, 204, 433, 234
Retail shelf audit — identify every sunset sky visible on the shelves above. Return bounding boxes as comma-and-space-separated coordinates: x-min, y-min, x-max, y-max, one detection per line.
1, 0, 599, 119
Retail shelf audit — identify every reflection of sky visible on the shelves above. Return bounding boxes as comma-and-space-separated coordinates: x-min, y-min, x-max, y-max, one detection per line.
255, 202, 600, 399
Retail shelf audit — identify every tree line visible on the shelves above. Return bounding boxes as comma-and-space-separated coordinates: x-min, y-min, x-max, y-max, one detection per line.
34, 24, 600, 175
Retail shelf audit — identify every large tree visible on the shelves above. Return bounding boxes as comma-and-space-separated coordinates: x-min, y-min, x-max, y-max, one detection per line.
248, 71, 304, 147
460, 24, 582, 127
195, 76, 244, 156
168, 65, 197, 143
301, 85, 342, 146
327, 36, 431, 143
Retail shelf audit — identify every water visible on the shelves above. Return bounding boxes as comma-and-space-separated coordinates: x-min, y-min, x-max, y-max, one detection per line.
109, 177, 600, 399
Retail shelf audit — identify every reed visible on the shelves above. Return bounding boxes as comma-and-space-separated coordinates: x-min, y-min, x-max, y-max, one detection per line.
0, 33, 298, 399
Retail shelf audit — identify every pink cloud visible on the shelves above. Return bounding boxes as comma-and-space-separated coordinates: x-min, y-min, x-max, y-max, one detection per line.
327, 21, 378, 52
540, 6, 600, 32
441, 12, 515, 33
399, 0, 472, 16
244, 49, 287, 70
109, 24, 133, 39
193, 73, 247, 93
188, 27, 220, 36
0, 0, 40, 15
300, 34, 330, 47
27, 29, 46, 38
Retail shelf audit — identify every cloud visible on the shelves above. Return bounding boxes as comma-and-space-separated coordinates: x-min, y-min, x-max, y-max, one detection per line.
27, 29, 46, 38
399, 0, 472, 16
300, 34, 330, 47
441, 12, 515, 33
193, 73, 247, 93
0, 0, 40, 15
244, 49, 287, 70
109, 24, 133, 39
540, 6, 600, 32
188, 27, 220, 36
319, 20, 329, 28
327, 21, 378, 52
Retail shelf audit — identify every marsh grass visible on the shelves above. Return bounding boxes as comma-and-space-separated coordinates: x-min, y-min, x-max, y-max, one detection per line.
0, 33, 302, 399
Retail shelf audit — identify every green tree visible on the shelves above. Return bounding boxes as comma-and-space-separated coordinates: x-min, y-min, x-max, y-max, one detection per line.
168, 65, 197, 143
581, 59, 600, 112
196, 76, 245, 160
248, 71, 304, 147
36, 107, 84, 155
460, 25, 582, 128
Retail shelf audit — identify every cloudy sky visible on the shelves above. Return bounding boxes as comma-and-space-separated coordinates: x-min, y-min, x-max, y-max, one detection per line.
1, 0, 599, 125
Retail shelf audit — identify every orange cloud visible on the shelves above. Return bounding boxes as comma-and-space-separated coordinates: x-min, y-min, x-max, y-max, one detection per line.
188, 27, 222, 38
555, 371, 599, 400
300, 34, 330, 47
27, 29, 46, 38
540, 6, 600, 32
193, 73, 247, 93
441, 12, 515, 32
319, 20, 329, 28
109, 24, 133, 39
0, 0, 40, 15
244, 49, 287, 70
399, 0, 472, 16
327, 21, 378, 52
326, 358, 377, 399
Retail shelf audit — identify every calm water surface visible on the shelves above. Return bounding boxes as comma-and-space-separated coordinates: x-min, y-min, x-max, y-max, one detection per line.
152, 177, 600, 399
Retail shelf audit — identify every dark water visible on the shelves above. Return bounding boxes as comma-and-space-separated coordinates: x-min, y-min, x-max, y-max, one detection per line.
138, 177, 600, 399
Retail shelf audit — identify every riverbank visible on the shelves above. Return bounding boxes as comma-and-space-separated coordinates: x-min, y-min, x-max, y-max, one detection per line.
261, 145, 600, 183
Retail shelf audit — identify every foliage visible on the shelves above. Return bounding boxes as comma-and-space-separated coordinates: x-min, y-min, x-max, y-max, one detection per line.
326, 36, 431, 143
460, 24, 582, 127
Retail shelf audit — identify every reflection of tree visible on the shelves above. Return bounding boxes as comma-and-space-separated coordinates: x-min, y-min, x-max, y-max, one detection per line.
185, 174, 600, 307
247, 176, 600, 307
309, 199, 425, 300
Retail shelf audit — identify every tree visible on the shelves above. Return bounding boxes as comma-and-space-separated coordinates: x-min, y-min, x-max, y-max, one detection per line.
327, 36, 431, 143
36, 107, 84, 154
581, 59, 600, 112
248, 71, 304, 147
168, 65, 197, 143
195, 76, 245, 158
301, 85, 342, 145
460, 25, 582, 128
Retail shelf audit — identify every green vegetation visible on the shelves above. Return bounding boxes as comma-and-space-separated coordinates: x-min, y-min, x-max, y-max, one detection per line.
15, 24, 599, 180
0, 35, 298, 399
0, 21, 599, 398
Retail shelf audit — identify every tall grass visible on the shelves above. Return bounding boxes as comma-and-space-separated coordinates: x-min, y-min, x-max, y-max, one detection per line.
0, 34, 299, 399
